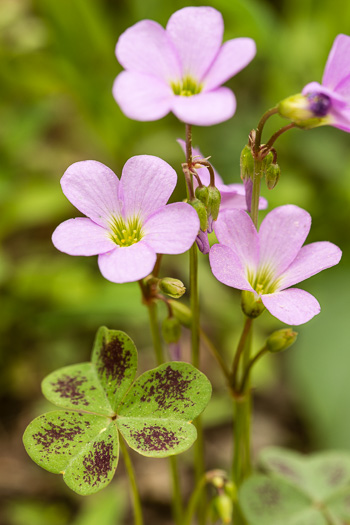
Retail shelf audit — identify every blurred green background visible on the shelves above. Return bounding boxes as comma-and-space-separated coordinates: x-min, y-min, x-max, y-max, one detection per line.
1, 0, 350, 523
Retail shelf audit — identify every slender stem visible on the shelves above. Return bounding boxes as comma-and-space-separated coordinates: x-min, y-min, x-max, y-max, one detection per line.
239, 346, 268, 394
186, 123, 193, 165
119, 433, 144, 525
183, 474, 208, 525
231, 317, 253, 390
200, 328, 231, 384
250, 158, 262, 228
254, 106, 278, 153
195, 159, 216, 187
147, 300, 163, 366
266, 122, 296, 149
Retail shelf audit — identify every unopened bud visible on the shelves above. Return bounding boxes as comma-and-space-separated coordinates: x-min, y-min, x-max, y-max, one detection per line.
162, 316, 181, 344
195, 185, 209, 207
159, 277, 186, 299
212, 494, 233, 524
278, 93, 329, 129
190, 198, 208, 231
266, 328, 298, 353
207, 186, 221, 221
265, 163, 281, 190
241, 290, 265, 319
240, 145, 254, 182
168, 300, 192, 328
224, 481, 237, 501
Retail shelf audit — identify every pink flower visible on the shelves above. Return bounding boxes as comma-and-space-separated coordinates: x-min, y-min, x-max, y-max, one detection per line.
209, 205, 342, 325
113, 6, 256, 126
52, 156, 199, 283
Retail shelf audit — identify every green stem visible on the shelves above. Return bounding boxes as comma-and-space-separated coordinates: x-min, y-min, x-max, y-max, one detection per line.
231, 317, 253, 390
186, 123, 193, 165
183, 474, 208, 525
254, 106, 278, 154
147, 300, 163, 366
119, 433, 144, 525
200, 328, 231, 384
239, 346, 268, 394
265, 122, 296, 149
250, 158, 262, 228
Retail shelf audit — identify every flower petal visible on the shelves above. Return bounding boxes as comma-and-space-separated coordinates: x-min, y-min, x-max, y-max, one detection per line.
52, 218, 115, 256
113, 71, 173, 121
258, 205, 311, 276
277, 241, 342, 289
61, 161, 121, 227
98, 242, 156, 283
261, 289, 320, 325
322, 34, 350, 91
330, 106, 350, 132
203, 38, 256, 91
209, 244, 253, 291
120, 155, 177, 220
143, 202, 199, 254
214, 209, 259, 273
116, 20, 181, 81
166, 6, 224, 81
172, 88, 236, 126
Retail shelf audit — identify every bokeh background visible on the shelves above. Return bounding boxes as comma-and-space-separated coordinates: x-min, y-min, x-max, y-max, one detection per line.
1, 0, 350, 523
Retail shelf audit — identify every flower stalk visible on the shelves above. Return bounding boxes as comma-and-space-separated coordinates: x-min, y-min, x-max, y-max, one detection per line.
119, 433, 144, 525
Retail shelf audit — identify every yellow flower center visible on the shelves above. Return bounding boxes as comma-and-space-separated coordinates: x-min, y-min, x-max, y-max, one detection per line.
109, 216, 143, 247
171, 75, 202, 97
247, 264, 281, 295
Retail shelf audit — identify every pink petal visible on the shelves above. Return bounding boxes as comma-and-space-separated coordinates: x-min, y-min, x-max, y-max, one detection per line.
98, 242, 156, 283
143, 203, 199, 254
166, 6, 224, 82
52, 218, 115, 256
120, 155, 177, 220
203, 38, 256, 91
61, 161, 121, 227
302, 82, 348, 107
113, 71, 173, 121
329, 106, 350, 132
258, 205, 311, 276
209, 244, 253, 291
116, 20, 181, 81
278, 241, 342, 289
261, 288, 320, 325
323, 34, 350, 91
172, 88, 236, 126
214, 209, 259, 272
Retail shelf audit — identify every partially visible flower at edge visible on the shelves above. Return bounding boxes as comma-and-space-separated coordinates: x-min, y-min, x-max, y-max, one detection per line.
278, 34, 350, 131
209, 205, 342, 325
178, 139, 267, 254
52, 156, 200, 283
113, 6, 256, 126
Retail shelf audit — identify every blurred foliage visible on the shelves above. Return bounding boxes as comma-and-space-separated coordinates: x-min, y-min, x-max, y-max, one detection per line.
1, 0, 350, 522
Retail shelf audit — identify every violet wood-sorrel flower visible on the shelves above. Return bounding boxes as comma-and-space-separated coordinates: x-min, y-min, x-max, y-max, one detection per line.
209, 205, 342, 325
52, 156, 199, 283
113, 6, 256, 126
279, 34, 350, 131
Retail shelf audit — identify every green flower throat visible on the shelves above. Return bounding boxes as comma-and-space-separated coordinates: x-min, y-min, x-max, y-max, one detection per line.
109, 216, 143, 247
171, 76, 202, 97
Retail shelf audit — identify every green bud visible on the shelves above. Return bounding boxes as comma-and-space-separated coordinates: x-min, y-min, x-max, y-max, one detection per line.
262, 150, 274, 170
212, 494, 233, 524
190, 198, 208, 231
266, 328, 298, 353
278, 94, 328, 129
161, 316, 181, 344
207, 186, 221, 221
195, 185, 209, 206
265, 163, 281, 190
168, 300, 192, 328
241, 290, 265, 319
224, 481, 237, 501
159, 277, 186, 299
240, 144, 255, 182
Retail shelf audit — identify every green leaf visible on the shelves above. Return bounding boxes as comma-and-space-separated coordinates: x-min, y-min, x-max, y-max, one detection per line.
327, 489, 350, 521
239, 475, 320, 525
92, 327, 138, 412
117, 418, 196, 458
23, 411, 118, 495
42, 363, 114, 416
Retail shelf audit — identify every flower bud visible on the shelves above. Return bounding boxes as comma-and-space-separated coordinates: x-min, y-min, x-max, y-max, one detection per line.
224, 481, 237, 501
241, 290, 265, 318
207, 186, 221, 221
278, 94, 329, 129
161, 316, 181, 344
212, 493, 233, 524
195, 185, 209, 207
265, 163, 281, 190
240, 144, 254, 182
266, 328, 298, 353
190, 198, 208, 231
168, 300, 192, 328
159, 277, 186, 299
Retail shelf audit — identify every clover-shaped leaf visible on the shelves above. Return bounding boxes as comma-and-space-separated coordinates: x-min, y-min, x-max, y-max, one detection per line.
24, 327, 212, 495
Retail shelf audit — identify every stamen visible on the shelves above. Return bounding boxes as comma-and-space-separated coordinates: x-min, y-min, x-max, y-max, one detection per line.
109, 216, 143, 247
307, 93, 331, 117
171, 75, 202, 97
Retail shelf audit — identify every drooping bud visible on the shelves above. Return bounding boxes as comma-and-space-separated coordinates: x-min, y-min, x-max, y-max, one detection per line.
161, 316, 181, 344
159, 277, 186, 299
240, 144, 255, 182
207, 186, 221, 221
195, 185, 209, 207
211, 493, 233, 524
190, 198, 208, 231
196, 229, 210, 254
266, 328, 298, 353
278, 93, 330, 129
168, 300, 192, 328
224, 481, 237, 501
265, 162, 281, 190
241, 290, 265, 319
